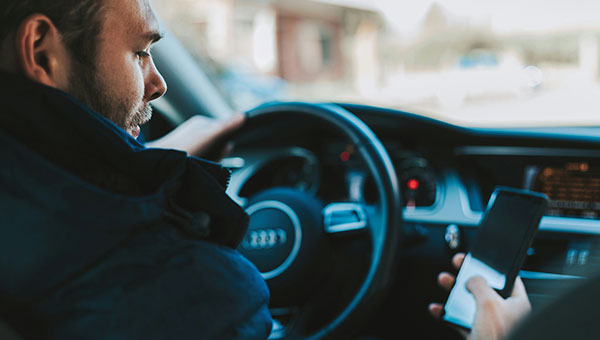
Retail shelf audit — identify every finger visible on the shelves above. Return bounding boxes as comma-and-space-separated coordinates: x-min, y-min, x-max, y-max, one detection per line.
510, 276, 528, 298
428, 303, 444, 319
457, 328, 470, 339
210, 115, 245, 144
466, 276, 499, 304
438, 272, 456, 291
217, 141, 235, 160
452, 253, 466, 270
199, 114, 242, 141
201, 115, 245, 160
430, 302, 470, 338
508, 277, 532, 315
221, 112, 245, 132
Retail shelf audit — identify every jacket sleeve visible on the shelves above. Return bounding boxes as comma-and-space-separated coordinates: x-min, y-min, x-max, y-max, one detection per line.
0, 318, 24, 340
32, 228, 272, 340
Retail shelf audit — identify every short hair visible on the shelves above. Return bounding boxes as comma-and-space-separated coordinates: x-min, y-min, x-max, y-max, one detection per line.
0, 0, 105, 67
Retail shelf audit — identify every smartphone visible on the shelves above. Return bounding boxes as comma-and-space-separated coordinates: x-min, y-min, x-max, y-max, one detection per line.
443, 186, 548, 329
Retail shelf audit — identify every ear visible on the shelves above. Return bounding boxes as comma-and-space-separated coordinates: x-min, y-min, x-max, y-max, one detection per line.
14, 14, 70, 88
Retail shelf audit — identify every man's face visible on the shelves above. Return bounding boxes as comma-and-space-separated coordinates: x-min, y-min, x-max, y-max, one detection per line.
68, 0, 167, 138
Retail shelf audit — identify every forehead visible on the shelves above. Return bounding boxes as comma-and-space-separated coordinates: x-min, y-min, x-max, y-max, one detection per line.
102, 0, 159, 37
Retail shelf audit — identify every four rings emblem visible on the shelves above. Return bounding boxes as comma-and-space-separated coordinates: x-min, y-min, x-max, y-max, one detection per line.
242, 228, 288, 250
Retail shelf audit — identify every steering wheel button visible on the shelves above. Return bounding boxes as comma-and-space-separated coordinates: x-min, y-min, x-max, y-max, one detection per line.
323, 203, 368, 233
330, 211, 360, 224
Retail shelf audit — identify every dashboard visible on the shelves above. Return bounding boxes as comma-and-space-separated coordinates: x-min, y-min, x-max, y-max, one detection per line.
221, 103, 600, 338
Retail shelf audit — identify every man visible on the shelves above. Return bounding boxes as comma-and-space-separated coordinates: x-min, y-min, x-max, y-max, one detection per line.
0, 0, 271, 339
0, 0, 534, 339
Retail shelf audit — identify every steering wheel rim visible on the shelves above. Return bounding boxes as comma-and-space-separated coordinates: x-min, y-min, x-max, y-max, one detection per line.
239, 102, 403, 339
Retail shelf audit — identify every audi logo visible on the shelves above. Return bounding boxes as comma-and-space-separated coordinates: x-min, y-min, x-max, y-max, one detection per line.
242, 228, 288, 250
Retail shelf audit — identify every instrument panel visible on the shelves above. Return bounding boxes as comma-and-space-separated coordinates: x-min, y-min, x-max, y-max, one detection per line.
397, 157, 437, 208
325, 141, 439, 207
228, 142, 440, 208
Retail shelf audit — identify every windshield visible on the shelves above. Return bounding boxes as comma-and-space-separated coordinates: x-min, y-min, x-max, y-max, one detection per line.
150, 0, 600, 127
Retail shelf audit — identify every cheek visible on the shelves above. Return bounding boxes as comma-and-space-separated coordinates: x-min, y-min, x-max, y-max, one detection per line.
118, 56, 146, 101
97, 50, 146, 106
132, 64, 146, 100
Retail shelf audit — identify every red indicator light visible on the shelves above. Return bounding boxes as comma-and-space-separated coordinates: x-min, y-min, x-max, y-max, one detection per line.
407, 179, 420, 190
340, 151, 351, 162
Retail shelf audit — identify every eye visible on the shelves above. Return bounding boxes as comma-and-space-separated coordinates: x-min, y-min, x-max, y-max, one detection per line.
136, 51, 151, 59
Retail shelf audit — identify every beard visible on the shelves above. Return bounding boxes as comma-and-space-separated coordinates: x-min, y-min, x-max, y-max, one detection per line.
67, 61, 153, 136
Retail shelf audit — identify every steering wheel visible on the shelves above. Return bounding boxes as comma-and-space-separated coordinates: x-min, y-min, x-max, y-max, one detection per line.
228, 102, 403, 339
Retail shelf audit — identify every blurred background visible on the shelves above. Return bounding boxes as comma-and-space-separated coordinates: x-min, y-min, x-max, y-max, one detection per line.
150, 0, 600, 127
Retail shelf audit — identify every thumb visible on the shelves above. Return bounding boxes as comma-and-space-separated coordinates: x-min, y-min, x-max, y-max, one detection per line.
510, 276, 528, 298
466, 276, 499, 304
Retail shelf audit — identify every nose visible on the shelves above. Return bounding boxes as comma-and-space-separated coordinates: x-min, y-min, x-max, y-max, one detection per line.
144, 58, 167, 101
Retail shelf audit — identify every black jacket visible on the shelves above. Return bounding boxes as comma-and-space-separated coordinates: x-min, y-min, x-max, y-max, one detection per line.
0, 72, 271, 339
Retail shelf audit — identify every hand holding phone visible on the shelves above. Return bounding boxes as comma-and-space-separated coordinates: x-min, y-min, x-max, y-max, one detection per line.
443, 187, 548, 329
466, 273, 532, 340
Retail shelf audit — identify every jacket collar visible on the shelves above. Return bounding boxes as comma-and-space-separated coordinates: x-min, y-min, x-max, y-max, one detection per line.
0, 71, 247, 248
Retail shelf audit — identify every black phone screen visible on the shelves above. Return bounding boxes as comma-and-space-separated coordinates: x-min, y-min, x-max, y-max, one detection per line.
471, 189, 548, 281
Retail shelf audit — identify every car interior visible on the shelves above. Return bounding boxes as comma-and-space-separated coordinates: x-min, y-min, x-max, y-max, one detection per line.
5, 1, 600, 340
138, 10, 600, 337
